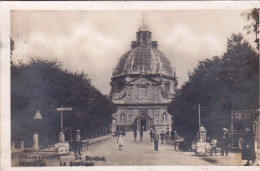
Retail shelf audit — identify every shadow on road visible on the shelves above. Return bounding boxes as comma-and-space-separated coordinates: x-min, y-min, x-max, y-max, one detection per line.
202, 157, 219, 164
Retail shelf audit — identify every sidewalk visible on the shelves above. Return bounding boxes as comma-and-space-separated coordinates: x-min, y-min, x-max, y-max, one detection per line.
199, 149, 260, 166
83, 134, 114, 145
13, 134, 114, 153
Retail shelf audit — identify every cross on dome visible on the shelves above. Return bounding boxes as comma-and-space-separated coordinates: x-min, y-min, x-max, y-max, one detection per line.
138, 15, 150, 32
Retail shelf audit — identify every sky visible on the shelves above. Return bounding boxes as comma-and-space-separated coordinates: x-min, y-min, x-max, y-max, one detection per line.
11, 10, 255, 95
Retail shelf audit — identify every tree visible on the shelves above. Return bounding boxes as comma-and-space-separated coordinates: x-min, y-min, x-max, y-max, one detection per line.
241, 8, 260, 51
11, 58, 116, 146
168, 34, 259, 139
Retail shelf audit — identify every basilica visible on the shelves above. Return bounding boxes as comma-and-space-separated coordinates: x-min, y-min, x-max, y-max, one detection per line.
110, 21, 178, 132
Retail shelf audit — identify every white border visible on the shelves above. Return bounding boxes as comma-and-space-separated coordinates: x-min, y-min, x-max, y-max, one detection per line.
1, 1, 260, 171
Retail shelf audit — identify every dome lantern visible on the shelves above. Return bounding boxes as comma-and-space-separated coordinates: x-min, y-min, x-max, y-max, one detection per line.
136, 18, 152, 46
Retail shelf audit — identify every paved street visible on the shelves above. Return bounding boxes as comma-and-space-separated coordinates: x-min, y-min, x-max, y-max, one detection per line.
12, 131, 246, 166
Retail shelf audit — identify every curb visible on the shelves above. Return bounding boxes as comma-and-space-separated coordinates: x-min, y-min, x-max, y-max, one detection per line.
86, 135, 114, 146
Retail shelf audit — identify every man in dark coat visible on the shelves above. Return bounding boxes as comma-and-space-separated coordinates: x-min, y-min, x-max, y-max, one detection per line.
73, 130, 82, 156
149, 129, 154, 142
153, 130, 159, 151
140, 131, 143, 141
221, 128, 230, 156
242, 128, 256, 166
171, 130, 175, 144
160, 131, 165, 144
165, 131, 170, 144
134, 130, 137, 142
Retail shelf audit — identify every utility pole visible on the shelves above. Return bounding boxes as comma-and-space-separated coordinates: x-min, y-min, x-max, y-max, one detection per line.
57, 107, 72, 143
193, 104, 206, 129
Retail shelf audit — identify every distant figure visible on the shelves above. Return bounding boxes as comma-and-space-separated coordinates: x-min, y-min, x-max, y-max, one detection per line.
153, 130, 159, 151
241, 128, 256, 166
165, 131, 170, 144
134, 131, 137, 142
221, 128, 230, 156
149, 129, 154, 142
114, 128, 119, 137
117, 131, 124, 150
210, 137, 217, 156
122, 128, 126, 136
160, 131, 165, 144
140, 131, 143, 141
73, 130, 82, 156
171, 130, 175, 144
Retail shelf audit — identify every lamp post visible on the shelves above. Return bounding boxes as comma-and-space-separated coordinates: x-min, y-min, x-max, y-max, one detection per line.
255, 108, 260, 149
174, 131, 177, 151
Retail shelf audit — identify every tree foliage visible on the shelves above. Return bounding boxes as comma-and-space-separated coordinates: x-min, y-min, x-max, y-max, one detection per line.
11, 59, 116, 146
168, 34, 259, 139
241, 8, 260, 50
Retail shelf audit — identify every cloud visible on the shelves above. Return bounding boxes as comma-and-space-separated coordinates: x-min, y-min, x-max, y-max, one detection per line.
11, 10, 250, 94
165, 24, 225, 59
12, 20, 119, 93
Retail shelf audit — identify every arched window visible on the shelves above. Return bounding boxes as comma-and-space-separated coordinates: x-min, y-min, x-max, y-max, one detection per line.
120, 113, 126, 122
165, 83, 170, 95
162, 113, 167, 121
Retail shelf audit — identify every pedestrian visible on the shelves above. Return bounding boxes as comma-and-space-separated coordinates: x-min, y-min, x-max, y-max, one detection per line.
153, 130, 159, 151
210, 136, 217, 156
171, 130, 175, 144
220, 128, 230, 156
160, 131, 165, 144
149, 129, 154, 142
165, 130, 170, 144
241, 128, 256, 166
117, 131, 124, 150
140, 131, 143, 141
122, 128, 126, 136
73, 130, 82, 156
134, 130, 137, 142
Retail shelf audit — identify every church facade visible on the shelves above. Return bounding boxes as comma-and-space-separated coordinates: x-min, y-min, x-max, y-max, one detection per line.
110, 22, 177, 132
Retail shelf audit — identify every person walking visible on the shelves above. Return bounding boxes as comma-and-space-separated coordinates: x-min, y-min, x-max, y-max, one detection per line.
149, 129, 154, 142
171, 130, 175, 144
134, 130, 137, 142
140, 131, 143, 141
160, 131, 165, 144
153, 130, 159, 151
117, 131, 124, 150
165, 130, 170, 144
73, 130, 82, 156
210, 137, 217, 156
221, 128, 230, 156
241, 128, 256, 166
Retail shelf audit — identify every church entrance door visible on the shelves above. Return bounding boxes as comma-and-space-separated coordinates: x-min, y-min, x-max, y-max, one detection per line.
134, 114, 152, 132
140, 119, 146, 131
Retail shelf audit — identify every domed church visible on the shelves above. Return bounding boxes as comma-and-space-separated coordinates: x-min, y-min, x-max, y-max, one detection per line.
110, 21, 178, 132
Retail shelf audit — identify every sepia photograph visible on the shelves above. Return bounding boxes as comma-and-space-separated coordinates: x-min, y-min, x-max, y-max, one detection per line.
0, 1, 260, 169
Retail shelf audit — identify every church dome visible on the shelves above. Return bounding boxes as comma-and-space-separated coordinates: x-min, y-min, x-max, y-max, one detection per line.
113, 23, 173, 77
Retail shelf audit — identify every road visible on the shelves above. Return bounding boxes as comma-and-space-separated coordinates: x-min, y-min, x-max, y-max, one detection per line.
58, 132, 242, 166
12, 132, 243, 166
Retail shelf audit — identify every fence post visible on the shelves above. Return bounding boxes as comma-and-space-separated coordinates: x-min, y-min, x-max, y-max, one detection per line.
33, 132, 39, 150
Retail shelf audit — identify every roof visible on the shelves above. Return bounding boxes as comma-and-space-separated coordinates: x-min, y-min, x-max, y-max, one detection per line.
112, 21, 174, 77
113, 46, 173, 77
